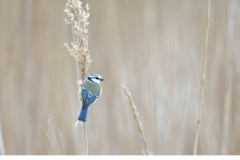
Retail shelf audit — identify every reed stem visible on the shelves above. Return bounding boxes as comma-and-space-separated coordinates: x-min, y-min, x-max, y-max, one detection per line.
193, 0, 211, 155
123, 85, 151, 155
84, 122, 88, 155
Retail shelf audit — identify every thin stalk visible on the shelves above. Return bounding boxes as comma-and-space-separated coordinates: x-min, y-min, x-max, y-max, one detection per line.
84, 122, 88, 155
43, 128, 61, 154
65, 0, 91, 155
193, 0, 211, 155
0, 121, 5, 155
71, 30, 81, 83
122, 85, 151, 155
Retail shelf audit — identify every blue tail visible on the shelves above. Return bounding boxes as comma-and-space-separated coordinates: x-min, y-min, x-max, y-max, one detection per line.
78, 106, 90, 122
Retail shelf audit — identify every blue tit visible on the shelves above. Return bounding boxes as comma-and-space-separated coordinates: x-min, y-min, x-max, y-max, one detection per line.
77, 74, 104, 122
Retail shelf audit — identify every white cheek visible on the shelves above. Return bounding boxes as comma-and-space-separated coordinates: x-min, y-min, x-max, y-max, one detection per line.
92, 78, 100, 84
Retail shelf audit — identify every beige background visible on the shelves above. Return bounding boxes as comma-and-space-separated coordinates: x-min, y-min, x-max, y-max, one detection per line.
0, 0, 240, 155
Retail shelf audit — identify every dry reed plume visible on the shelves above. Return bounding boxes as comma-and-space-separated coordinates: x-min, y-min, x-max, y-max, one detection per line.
193, 0, 211, 155
64, 0, 92, 82
122, 85, 152, 155
64, 0, 91, 155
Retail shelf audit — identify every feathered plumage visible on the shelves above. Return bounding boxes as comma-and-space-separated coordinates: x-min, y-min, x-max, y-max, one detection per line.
77, 74, 103, 122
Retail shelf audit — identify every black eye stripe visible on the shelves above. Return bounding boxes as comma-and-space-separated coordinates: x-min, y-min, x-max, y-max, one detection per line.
88, 76, 101, 80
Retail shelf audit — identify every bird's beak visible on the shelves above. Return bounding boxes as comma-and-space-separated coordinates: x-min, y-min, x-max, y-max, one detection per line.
101, 78, 104, 81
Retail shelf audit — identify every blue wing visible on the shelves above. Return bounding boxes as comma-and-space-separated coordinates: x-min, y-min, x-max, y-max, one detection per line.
81, 87, 98, 108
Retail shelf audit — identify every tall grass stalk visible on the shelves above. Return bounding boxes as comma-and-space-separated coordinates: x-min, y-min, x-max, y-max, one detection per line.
122, 85, 152, 155
84, 122, 88, 155
43, 128, 61, 154
0, 121, 5, 155
64, 0, 91, 155
193, 0, 211, 155
43, 119, 61, 154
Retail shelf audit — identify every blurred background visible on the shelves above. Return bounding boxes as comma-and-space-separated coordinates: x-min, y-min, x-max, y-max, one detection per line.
0, 0, 240, 155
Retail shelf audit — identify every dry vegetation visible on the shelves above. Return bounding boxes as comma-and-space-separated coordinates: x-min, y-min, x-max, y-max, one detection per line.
193, 0, 211, 155
64, 0, 91, 155
0, 121, 5, 155
123, 85, 151, 155
0, 0, 240, 155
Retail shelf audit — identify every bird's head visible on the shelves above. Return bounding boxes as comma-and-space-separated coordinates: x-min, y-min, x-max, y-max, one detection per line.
87, 74, 104, 84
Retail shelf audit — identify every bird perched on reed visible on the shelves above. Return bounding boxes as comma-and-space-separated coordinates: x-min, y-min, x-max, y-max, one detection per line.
77, 74, 104, 122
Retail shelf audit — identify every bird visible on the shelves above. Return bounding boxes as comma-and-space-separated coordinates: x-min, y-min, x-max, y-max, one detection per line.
77, 74, 104, 122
